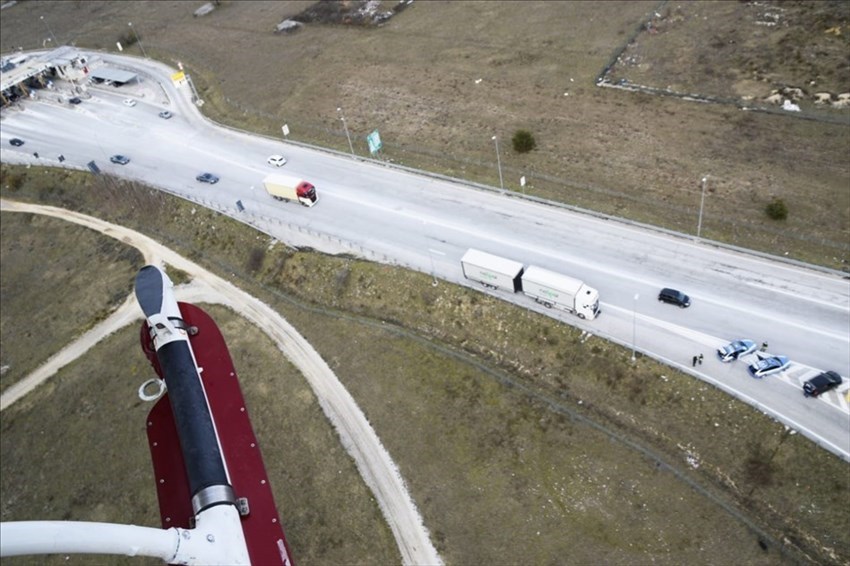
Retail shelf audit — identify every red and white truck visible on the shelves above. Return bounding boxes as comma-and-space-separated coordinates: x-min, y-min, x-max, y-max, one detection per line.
262, 173, 318, 207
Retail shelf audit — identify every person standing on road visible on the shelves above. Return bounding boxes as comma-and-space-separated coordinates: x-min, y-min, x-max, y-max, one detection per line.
698, 353, 704, 365
692, 355, 698, 367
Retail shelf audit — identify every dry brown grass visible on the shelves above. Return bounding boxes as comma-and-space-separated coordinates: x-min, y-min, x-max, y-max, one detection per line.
2, 0, 850, 561
0, 213, 143, 394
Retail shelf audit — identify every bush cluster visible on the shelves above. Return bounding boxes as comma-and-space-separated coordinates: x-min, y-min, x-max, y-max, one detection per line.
511, 130, 536, 153
2, 171, 26, 191
765, 198, 788, 221
118, 31, 138, 48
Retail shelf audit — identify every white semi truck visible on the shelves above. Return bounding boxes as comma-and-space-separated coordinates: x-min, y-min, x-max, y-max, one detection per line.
460, 249, 600, 320
520, 265, 600, 320
262, 173, 318, 207
460, 248, 524, 292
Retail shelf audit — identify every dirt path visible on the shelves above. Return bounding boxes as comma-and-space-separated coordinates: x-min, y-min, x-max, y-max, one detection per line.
0, 293, 141, 412
0, 199, 442, 565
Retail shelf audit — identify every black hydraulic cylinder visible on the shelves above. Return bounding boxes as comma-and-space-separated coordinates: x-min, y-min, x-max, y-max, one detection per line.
155, 340, 229, 498
135, 265, 233, 511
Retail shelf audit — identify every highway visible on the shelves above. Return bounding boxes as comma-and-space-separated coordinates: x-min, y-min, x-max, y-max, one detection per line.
1, 52, 848, 460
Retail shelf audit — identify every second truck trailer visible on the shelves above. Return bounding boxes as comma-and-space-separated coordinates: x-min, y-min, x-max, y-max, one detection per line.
461, 248, 600, 320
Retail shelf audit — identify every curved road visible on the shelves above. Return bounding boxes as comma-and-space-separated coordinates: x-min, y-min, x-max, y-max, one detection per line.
1, 51, 847, 459
0, 199, 442, 566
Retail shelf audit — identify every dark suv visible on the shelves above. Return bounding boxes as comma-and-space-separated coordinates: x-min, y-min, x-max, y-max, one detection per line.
196, 172, 219, 184
803, 371, 842, 397
658, 288, 690, 308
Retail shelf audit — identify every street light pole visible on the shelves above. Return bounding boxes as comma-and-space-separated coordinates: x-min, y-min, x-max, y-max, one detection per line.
40, 16, 58, 45
697, 175, 708, 239
631, 293, 639, 362
128, 22, 148, 59
427, 248, 445, 285
492, 135, 504, 191
337, 107, 355, 156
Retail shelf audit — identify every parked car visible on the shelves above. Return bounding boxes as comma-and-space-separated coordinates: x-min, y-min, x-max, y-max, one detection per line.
748, 355, 790, 378
658, 287, 690, 308
803, 370, 842, 397
717, 339, 757, 362
123, 98, 137, 107
267, 155, 287, 167
196, 172, 219, 184
158, 110, 173, 119
9, 138, 24, 147
69, 97, 82, 105
110, 155, 130, 165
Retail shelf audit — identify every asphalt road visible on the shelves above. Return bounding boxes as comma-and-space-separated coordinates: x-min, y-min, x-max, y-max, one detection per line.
1, 51, 848, 460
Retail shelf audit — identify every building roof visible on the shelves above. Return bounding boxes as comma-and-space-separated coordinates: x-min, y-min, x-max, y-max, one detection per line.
0, 55, 50, 92
0, 47, 85, 93
89, 67, 138, 84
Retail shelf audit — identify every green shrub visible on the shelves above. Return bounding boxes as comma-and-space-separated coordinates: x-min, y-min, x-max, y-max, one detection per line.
3, 172, 26, 191
118, 31, 137, 48
511, 130, 536, 153
165, 266, 192, 286
246, 246, 266, 273
765, 198, 788, 221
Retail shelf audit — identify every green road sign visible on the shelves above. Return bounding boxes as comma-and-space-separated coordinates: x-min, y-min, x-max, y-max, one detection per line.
367, 130, 382, 155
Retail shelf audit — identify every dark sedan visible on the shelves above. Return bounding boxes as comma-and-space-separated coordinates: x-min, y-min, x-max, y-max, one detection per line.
803, 371, 842, 397
196, 172, 220, 184
9, 138, 24, 147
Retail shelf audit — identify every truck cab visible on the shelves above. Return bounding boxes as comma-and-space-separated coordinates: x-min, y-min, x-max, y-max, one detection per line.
295, 181, 317, 205
575, 285, 600, 320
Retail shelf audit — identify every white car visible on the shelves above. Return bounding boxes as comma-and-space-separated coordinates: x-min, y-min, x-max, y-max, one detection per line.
123, 98, 137, 107
748, 356, 790, 378
717, 339, 757, 362
267, 155, 287, 167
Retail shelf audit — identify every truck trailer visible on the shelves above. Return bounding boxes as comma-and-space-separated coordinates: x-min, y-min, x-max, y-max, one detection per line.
262, 173, 318, 207
460, 248, 524, 292
520, 265, 600, 320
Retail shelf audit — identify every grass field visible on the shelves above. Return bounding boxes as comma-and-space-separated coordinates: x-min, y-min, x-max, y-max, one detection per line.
0, 1, 848, 268
1, 165, 848, 564
0, 213, 142, 394
1, 0, 849, 563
